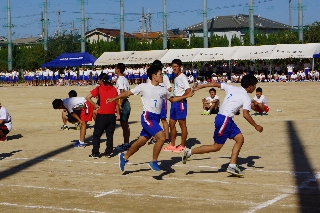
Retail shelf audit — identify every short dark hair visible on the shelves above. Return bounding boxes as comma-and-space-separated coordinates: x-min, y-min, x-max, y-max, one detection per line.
52, 99, 63, 109
209, 88, 216, 93
147, 65, 161, 80
99, 72, 107, 80
116, 63, 126, 74
68, 90, 77, 98
241, 74, 258, 88
101, 74, 113, 86
152, 60, 163, 68
171, 59, 182, 66
256, 87, 262, 93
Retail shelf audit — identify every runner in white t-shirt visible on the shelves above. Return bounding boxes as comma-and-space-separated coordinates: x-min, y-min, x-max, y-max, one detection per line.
183, 75, 263, 176
109, 65, 194, 172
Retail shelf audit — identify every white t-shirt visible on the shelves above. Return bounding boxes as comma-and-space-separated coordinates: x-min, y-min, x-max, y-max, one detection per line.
287, 64, 294, 73
253, 95, 268, 106
173, 73, 190, 96
116, 76, 130, 95
159, 74, 171, 90
219, 83, 251, 117
0, 106, 12, 131
205, 95, 219, 107
130, 82, 173, 114
63, 97, 86, 113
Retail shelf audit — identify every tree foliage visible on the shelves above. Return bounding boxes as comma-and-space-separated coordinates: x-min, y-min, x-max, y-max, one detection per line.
0, 21, 320, 71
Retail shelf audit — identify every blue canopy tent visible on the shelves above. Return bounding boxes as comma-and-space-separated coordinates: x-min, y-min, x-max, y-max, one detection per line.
312, 53, 320, 73
41, 52, 97, 68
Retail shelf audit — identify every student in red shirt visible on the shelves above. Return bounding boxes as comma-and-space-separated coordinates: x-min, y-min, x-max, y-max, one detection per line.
86, 75, 120, 158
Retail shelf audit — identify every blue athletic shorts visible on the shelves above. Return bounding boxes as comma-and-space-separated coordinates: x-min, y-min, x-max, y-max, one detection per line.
140, 111, 162, 139
160, 99, 167, 119
170, 99, 187, 120
213, 114, 241, 144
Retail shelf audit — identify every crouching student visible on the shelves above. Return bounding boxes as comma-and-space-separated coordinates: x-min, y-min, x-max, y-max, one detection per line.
251, 87, 269, 115
52, 96, 94, 147
86, 75, 120, 158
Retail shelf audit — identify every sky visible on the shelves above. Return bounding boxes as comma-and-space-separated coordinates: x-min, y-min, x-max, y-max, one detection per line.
0, 0, 319, 39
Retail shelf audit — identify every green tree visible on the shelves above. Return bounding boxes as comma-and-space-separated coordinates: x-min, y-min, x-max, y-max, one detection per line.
231, 35, 242, 46
304, 22, 320, 43
189, 35, 202, 48
209, 34, 229, 47
169, 38, 188, 49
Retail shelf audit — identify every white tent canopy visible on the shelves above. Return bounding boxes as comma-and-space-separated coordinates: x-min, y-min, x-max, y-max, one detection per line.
268, 43, 320, 59
191, 47, 239, 62
160, 48, 201, 63
124, 50, 168, 64
94, 51, 134, 65
231, 45, 276, 60
94, 43, 320, 65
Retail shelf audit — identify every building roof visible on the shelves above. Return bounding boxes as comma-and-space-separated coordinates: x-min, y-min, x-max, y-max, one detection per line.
85, 28, 136, 38
12, 37, 42, 45
185, 14, 291, 31
131, 31, 162, 40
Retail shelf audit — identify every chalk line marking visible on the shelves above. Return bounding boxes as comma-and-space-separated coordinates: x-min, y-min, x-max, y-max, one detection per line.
94, 189, 119, 198
2, 157, 319, 177
245, 175, 320, 213
0, 183, 256, 206
0, 202, 106, 213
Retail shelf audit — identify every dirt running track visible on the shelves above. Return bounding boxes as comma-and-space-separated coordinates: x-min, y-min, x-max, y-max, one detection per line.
0, 82, 319, 213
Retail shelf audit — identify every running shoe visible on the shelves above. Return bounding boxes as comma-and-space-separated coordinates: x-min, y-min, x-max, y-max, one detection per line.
73, 141, 86, 148
61, 125, 69, 130
115, 143, 131, 151
172, 145, 185, 153
148, 161, 161, 172
89, 153, 100, 159
182, 148, 191, 164
162, 145, 176, 151
148, 137, 157, 145
119, 153, 128, 172
226, 165, 245, 176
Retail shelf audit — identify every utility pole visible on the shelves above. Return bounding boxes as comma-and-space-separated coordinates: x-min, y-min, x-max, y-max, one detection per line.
7, 0, 12, 71
163, 0, 167, 49
203, 0, 208, 48
80, 0, 85, 52
298, 0, 303, 43
57, 5, 61, 36
289, 0, 292, 28
120, 0, 125, 51
44, 0, 48, 51
147, 9, 152, 32
141, 7, 145, 40
249, 0, 255, 45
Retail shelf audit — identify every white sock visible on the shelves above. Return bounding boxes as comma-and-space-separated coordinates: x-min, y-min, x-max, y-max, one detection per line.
229, 164, 237, 168
79, 140, 84, 144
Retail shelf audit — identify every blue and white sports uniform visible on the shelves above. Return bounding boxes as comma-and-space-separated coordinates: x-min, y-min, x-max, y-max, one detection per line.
170, 73, 190, 120
131, 82, 173, 139
213, 83, 251, 144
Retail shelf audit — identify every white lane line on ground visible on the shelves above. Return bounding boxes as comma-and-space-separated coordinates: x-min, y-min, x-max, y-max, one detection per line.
2, 157, 319, 176
245, 175, 320, 213
0, 202, 106, 213
0, 183, 256, 206
94, 189, 119, 198
245, 194, 289, 213
4, 169, 320, 193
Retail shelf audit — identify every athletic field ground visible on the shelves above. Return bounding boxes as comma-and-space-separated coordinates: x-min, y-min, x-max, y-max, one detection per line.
0, 82, 319, 213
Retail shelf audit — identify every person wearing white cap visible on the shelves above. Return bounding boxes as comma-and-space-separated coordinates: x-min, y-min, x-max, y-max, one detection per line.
0, 102, 12, 141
